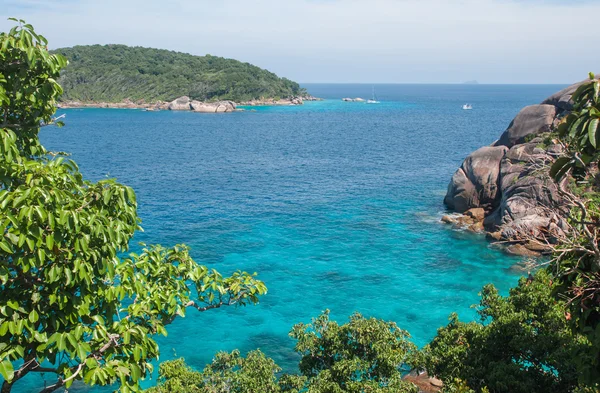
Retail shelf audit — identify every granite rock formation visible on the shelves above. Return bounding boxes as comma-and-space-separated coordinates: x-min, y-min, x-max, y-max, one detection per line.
442, 80, 599, 255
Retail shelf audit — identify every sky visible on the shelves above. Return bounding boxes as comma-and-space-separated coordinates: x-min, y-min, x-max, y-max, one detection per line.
1, 0, 598, 84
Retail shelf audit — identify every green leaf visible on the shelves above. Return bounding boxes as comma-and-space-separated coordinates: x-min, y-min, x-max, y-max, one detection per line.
588, 118, 599, 148
550, 156, 573, 180
6, 300, 18, 311
0, 360, 14, 382
130, 363, 141, 382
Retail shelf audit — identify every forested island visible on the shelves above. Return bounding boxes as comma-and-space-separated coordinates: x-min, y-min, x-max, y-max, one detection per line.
52, 44, 313, 108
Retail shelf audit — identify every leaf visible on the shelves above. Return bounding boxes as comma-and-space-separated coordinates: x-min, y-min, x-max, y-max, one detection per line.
6, 300, 18, 311
550, 156, 573, 180
129, 363, 141, 382
589, 118, 599, 148
0, 360, 14, 382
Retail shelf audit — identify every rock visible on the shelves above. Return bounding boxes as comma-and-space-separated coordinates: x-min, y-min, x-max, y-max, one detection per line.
430, 378, 443, 388
523, 240, 552, 254
190, 100, 236, 113
486, 231, 503, 241
403, 371, 443, 393
506, 244, 541, 257
465, 207, 485, 221
541, 76, 599, 111
494, 105, 557, 148
168, 96, 191, 110
443, 81, 590, 246
441, 215, 457, 224
455, 216, 474, 226
444, 145, 508, 212
468, 221, 484, 233
494, 142, 562, 237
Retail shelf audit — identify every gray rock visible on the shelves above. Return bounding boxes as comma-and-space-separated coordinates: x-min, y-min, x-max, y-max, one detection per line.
168, 96, 191, 111
542, 76, 599, 111
443, 80, 597, 242
444, 145, 508, 212
494, 105, 557, 148
495, 142, 561, 236
190, 100, 236, 113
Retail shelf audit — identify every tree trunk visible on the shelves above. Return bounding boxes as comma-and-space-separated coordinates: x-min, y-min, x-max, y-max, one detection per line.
1, 380, 12, 393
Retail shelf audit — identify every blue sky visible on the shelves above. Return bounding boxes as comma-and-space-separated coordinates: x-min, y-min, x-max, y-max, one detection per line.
1, 0, 598, 84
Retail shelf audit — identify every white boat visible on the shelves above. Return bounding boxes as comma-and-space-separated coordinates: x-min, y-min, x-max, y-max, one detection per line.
366, 87, 380, 104
462, 104, 473, 110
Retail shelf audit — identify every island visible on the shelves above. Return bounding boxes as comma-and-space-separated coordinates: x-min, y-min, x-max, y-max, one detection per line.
52, 44, 319, 110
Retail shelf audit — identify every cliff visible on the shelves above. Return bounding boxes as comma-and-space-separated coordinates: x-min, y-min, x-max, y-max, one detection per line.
443, 80, 599, 256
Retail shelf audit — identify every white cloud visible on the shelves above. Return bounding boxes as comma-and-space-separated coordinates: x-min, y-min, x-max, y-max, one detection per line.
1, 0, 598, 83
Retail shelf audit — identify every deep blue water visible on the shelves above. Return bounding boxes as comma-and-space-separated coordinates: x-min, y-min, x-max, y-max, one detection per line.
22, 84, 565, 391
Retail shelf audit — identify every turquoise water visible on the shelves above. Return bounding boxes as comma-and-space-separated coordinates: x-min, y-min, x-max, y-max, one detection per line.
22, 84, 565, 391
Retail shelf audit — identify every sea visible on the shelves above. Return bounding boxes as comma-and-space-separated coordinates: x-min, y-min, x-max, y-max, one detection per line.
22, 83, 566, 391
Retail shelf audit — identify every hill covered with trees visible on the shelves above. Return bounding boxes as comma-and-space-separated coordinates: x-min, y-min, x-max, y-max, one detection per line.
52, 44, 306, 103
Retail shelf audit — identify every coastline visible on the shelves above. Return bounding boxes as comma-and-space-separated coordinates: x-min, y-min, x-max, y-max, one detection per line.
57, 95, 322, 111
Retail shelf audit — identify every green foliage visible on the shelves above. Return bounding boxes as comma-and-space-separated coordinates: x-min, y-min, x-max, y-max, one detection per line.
0, 19, 266, 393
551, 74, 600, 181
440, 379, 487, 393
147, 312, 418, 393
291, 310, 418, 393
424, 270, 592, 393
52, 45, 306, 103
147, 351, 293, 393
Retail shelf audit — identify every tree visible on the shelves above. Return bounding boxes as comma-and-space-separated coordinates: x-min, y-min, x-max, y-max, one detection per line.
146, 350, 299, 393
291, 311, 418, 393
544, 73, 600, 384
148, 311, 419, 393
424, 270, 592, 393
0, 20, 266, 393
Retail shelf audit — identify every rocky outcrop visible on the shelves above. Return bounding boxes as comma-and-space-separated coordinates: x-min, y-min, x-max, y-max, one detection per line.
442, 80, 596, 253
190, 100, 236, 113
494, 105, 557, 148
58, 99, 169, 110
60, 95, 312, 111
168, 96, 192, 111
238, 95, 319, 106
403, 371, 443, 393
444, 146, 508, 212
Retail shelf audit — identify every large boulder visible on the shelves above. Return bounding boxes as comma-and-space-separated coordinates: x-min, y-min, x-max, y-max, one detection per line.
494, 104, 557, 148
168, 96, 191, 110
444, 145, 508, 213
542, 75, 600, 111
443, 80, 599, 247
190, 100, 236, 113
484, 142, 562, 233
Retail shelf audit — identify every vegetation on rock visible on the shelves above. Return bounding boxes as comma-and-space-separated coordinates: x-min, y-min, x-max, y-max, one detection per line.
52, 45, 306, 103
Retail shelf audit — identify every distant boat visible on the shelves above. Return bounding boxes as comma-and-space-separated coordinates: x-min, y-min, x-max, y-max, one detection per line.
367, 87, 380, 104
462, 104, 473, 110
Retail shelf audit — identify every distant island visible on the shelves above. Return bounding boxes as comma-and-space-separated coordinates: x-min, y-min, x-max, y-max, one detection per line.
52, 44, 317, 109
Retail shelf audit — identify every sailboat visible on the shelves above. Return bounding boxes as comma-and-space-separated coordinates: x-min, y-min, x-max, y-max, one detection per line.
367, 87, 380, 104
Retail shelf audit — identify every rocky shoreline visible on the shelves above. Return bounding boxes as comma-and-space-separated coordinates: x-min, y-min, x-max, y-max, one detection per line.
442, 79, 598, 257
57, 95, 322, 112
